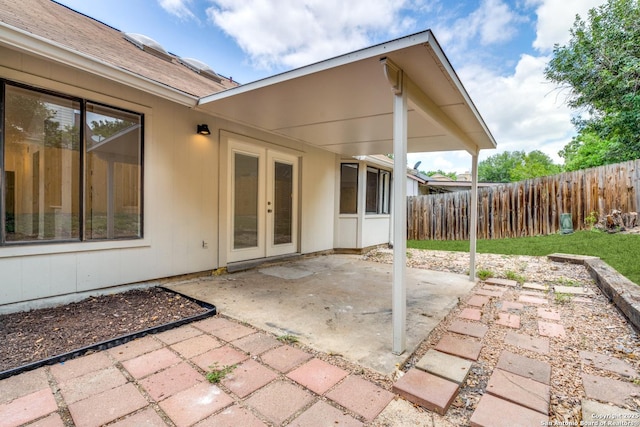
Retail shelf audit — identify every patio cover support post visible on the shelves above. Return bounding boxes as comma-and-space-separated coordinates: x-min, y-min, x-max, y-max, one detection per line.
469, 153, 479, 281
383, 58, 408, 355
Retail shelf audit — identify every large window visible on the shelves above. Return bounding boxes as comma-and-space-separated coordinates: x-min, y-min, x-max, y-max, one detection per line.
366, 167, 390, 214
1, 81, 143, 244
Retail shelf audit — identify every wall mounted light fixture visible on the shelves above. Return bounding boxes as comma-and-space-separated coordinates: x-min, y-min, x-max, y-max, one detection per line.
197, 124, 211, 135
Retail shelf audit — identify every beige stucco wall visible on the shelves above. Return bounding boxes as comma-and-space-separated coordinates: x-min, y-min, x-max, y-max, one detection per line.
0, 46, 337, 309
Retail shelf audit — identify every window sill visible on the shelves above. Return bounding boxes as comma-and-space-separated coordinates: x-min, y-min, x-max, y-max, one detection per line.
0, 239, 151, 258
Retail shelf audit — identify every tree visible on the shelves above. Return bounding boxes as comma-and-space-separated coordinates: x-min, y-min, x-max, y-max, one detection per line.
545, 0, 640, 168
424, 169, 458, 180
478, 151, 525, 182
478, 150, 561, 182
510, 150, 562, 181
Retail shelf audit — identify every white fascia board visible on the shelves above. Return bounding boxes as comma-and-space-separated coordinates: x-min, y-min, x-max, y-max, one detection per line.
353, 155, 394, 169
0, 22, 198, 107
198, 30, 434, 105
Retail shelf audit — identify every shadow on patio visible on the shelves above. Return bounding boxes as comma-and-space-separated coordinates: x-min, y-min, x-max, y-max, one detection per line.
167, 254, 476, 375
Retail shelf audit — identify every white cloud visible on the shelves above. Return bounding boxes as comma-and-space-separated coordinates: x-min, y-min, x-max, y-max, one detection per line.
434, 0, 526, 53
205, 0, 410, 69
158, 0, 196, 21
531, 0, 606, 52
460, 54, 575, 163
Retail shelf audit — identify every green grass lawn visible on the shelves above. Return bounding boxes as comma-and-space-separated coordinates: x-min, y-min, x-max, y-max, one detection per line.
408, 230, 640, 285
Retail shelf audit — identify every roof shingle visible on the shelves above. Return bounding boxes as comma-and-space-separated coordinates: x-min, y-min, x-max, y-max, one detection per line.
0, 0, 238, 97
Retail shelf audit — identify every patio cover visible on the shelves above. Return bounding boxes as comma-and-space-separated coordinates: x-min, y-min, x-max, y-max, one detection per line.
197, 30, 497, 354
198, 30, 495, 156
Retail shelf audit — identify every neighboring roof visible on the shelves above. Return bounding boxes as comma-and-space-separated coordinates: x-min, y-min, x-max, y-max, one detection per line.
422, 180, 497, 190
198, 31, 496, 157
0, 0, 236, 98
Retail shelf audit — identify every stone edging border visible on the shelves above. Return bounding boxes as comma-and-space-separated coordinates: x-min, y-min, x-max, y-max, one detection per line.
548, 253, 640, 332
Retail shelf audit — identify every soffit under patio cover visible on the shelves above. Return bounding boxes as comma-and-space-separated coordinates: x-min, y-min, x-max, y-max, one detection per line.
198, 30, 496, 157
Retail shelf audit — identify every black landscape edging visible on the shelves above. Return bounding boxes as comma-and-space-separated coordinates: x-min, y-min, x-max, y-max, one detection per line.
0, 287, 216, 380
548, 253, 640, 332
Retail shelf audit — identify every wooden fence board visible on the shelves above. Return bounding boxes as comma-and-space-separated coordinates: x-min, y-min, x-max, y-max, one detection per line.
408, 160, 640, 240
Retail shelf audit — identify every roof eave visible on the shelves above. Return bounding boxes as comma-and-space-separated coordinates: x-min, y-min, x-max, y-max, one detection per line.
0, 21, 198, 107
198, 30, 435, 106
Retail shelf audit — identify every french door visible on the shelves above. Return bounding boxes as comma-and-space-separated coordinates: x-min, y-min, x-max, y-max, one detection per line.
228, 140, 298, 263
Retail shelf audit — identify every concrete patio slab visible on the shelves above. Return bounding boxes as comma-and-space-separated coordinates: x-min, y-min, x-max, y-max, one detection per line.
168, 255, 475, 374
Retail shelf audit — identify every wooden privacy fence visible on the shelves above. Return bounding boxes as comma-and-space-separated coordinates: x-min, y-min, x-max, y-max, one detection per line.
408, 159, 640, 241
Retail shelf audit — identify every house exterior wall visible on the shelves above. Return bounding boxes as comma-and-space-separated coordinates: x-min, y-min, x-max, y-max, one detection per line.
0, 46, 337, 309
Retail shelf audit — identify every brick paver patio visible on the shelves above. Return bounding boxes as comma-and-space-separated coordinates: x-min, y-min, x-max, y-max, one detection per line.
1, 272, 639, 426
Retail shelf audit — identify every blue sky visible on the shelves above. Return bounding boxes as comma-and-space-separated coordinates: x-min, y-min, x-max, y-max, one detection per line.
56, 0, 605, 174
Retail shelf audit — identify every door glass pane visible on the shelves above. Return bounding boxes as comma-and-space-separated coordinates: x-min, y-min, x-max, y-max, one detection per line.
274, 161, 293, 245
234, 153, 259, 249
4, 85, 80, 242
85, 103, 142, 240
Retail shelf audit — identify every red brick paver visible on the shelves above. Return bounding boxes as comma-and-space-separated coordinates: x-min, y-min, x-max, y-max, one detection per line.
498, 301, 523, 312
222, 359, 278, 398
495, 313, 520, 329
139, 362, 204, 401
504, 331, 549, 354
393, 368, 459, 415
49, 351, 112, 382
245, 381, 314, 425
27, 412, 66, 427
159, 382, 233, 427
581, 373, 640, 407
232, 332, 281, 356
59, 366, 128, 404
156, 325, 203, 345
110, 407, 167, 427
191, 345, 249, 372
0, 388, 57, 427
538, 321, 566, 338
196, 404, 268, 427
467, 295, 490, 307
289, 400, 364, 427
485, 278, 518, 287
518, 295, 548, 305
287, 358, 349, 395
485, 369, 549, 414
537, 307, 561, 321
327, 375, 394, 421
107, 336, 163, 361
579, 351, 637, 378
496, 351, 551, 385
122, 347, 181, 379
475, 289, 504, 298
459, 307, 482, 321
170, 334, 222, 358
470, 394, 548, 427
260, 345, 313, 373
67, 383, 147, 427
0, 368, 49, 404
435, 334, 483, 361
448, 320, 489, 339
